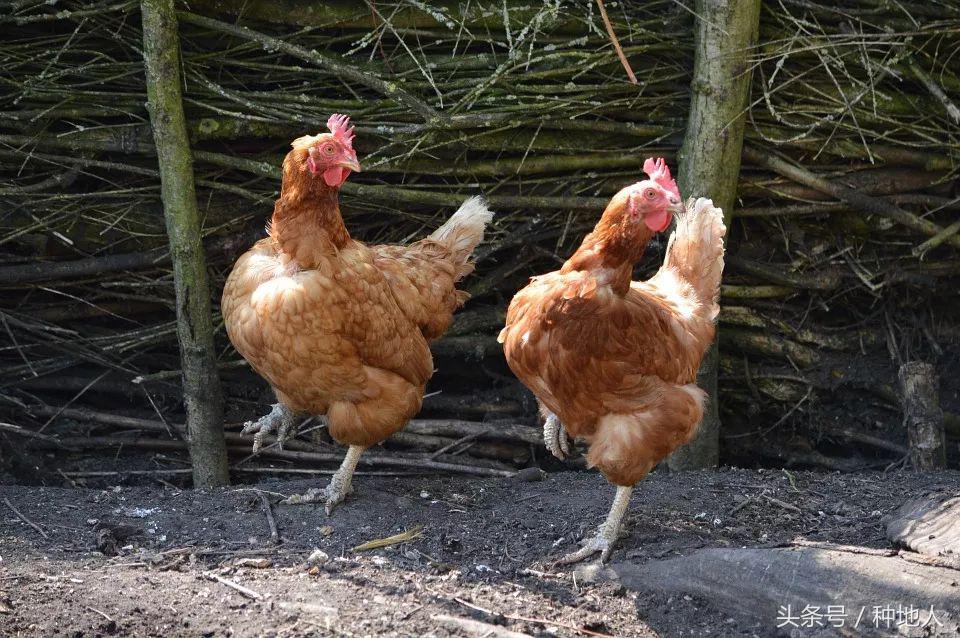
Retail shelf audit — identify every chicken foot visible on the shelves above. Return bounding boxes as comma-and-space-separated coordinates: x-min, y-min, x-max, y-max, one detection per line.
543, 411, 571, 460
283, 445, 366, 515
555, 485, 633, 564
241, 403, 302, 455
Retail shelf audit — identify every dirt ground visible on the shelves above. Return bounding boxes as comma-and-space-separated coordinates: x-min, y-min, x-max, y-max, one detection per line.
1, 468, 958, 638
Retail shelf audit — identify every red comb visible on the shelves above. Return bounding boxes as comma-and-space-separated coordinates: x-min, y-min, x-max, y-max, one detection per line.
642, 157, 680, 200
327, 113, 355, 150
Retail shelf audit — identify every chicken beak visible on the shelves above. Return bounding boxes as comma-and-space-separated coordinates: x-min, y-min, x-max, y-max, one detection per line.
669, 199, 685, 215
339, 153, 361, 173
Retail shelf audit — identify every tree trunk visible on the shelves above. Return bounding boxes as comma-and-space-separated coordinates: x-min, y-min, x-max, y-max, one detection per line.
669, 0, 761, 471
141, 0, 229, 487
898, 362, 946, 470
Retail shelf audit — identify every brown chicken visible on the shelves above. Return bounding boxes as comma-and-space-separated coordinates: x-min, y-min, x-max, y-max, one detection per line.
222, 114, 493, 513
499, 158, 726, 563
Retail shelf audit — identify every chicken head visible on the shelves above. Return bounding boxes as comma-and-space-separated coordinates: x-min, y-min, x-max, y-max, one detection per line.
628, 157, 684, 233
290, 113, 362, 188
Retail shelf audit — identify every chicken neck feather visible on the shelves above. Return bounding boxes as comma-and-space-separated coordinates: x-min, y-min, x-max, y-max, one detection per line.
561, 193, 657, 295
268, 150, 351, 269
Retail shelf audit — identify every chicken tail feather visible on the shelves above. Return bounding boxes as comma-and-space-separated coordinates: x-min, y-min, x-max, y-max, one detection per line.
662, 197, 726, 320
428, 196, 494, 278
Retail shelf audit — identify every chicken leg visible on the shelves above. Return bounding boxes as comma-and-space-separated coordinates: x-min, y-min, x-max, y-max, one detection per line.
556, 485, 633, 564
241, 403, 301, 454
284, 445, 366, 515
543, 411, 571, 460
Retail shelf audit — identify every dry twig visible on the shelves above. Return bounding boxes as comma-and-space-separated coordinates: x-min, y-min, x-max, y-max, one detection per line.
3, 497, 48, 539
202, 572, 263, 600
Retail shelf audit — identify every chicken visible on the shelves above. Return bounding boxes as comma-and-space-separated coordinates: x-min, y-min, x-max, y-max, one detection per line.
498, 158, 726, 563
222, 114, 493, 513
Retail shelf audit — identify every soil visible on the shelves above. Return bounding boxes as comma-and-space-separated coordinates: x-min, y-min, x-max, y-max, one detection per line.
1, 468, 958, 638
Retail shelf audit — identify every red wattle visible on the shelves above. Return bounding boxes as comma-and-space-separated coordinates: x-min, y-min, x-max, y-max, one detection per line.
644, 207, 671, 232
323, 166, 346, 187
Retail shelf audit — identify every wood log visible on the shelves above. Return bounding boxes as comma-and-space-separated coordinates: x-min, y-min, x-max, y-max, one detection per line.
24, 434, 516, 477
420, 394, 526, 419
0, 231, 258, 286
897, 362, 946, 470
831, 428, 908, 456
734, 194, 960, 219
387, 431, 528, 463
726, 255, 842, 291
404, 419, 541, 445
25, 404, 331, 453
233, 446, 515, 476
720, 284, 795, 299
885, 494, 960, 563
736, 166, 951, 203
141, 0, 228, 487
722, 329, 817, 368
0, 248, 165, 286
611, 548, 960, 632
26, 404, 536, 462
448, 307, 507, 337
430, 335, 502, 360
743, 146, 960, 250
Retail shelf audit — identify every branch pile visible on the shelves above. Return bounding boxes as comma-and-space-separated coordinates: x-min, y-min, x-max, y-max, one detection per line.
1, 0, 958, 478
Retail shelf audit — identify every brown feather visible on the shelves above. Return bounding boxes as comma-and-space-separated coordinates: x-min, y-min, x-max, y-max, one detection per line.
223, 144, 492, 448
501, 191, 726, 486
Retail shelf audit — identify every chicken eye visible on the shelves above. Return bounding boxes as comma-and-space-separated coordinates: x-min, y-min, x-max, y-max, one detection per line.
644, 188, 657, 199
321, 143, 336, 156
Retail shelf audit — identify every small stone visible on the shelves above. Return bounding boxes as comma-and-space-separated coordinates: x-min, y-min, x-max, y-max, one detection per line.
516, 467, 546, 482
573, 563, 616, 584
235, 558, 272, 569
306, 549, 329, 566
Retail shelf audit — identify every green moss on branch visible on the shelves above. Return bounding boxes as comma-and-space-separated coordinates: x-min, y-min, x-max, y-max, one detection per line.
142, 0, 229, 487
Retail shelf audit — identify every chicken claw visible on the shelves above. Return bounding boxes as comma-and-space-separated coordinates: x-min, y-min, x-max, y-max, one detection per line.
555, 528, 617, 565
241, 403, 299, 455
555, 485, 633, 565
283, 483, 352, 515
543, 412, 571, 460
283, 445, 365, 515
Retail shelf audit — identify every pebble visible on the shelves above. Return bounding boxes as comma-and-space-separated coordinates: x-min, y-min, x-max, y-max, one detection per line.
516, 467, 547, 482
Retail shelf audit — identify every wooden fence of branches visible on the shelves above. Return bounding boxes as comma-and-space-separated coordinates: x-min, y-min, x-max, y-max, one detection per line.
1, 0, 958, 482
